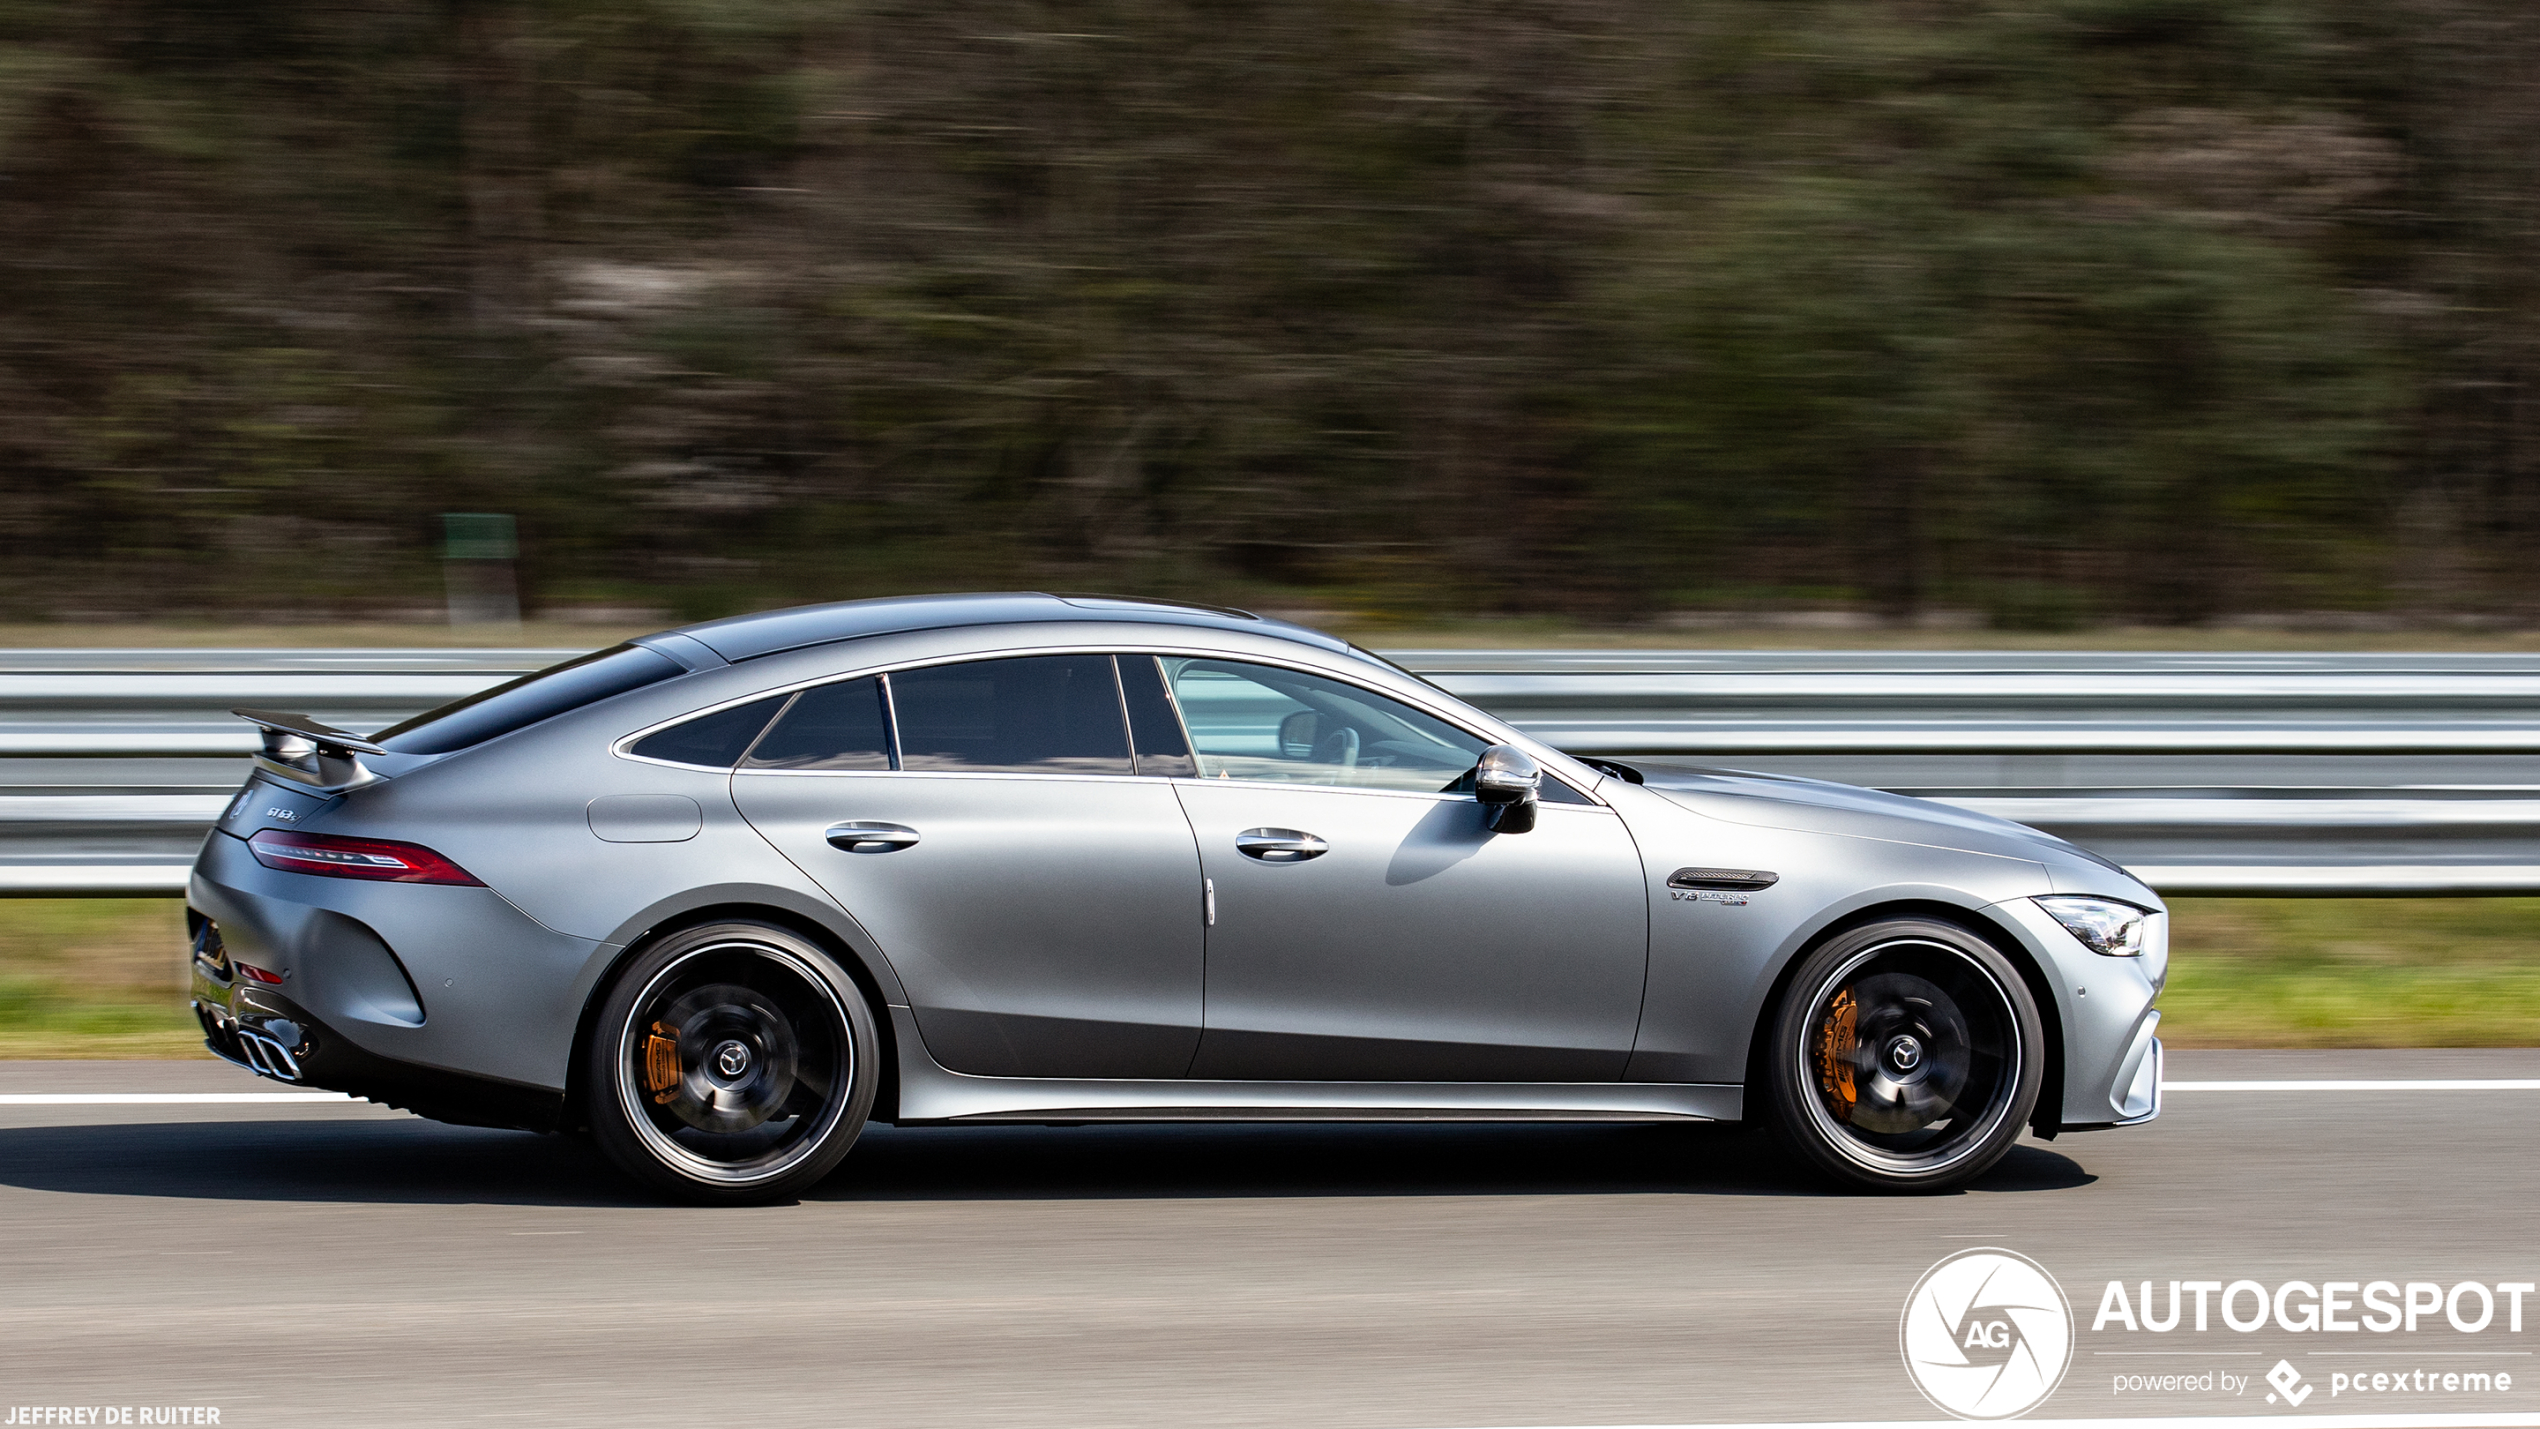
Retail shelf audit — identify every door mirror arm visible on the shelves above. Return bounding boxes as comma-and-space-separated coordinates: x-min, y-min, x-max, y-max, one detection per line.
1472, 744, 1540, 834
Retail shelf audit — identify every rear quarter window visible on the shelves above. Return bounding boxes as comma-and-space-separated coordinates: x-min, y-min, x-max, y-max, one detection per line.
377, 645, 684, 754
628, 693, 793, 769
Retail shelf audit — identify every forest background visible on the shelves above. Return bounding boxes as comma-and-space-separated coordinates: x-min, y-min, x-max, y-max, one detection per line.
5, 0, 2539, 629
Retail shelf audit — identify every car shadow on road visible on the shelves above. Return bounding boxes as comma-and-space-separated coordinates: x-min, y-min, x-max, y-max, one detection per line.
0, 1118, 649, 1208
0, 1116, 2092, 1206
823, 1122, 2096, 1201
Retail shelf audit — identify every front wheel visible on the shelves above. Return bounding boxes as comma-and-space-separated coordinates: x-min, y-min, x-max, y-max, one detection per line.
1764, 919, 2043, 1193
587, 921, 878, 1204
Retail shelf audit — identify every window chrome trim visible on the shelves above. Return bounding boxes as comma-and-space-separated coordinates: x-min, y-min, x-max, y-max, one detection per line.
731, 766, 1186, 787
707, 763, 1620, 812
1166, 776, 1620, 810
607, 639, 1609, 806
877, 670, 905, 769
733, 689, 801, 770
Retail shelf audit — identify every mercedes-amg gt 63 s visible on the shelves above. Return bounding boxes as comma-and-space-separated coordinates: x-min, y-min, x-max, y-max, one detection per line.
188, 594, 2164, 1201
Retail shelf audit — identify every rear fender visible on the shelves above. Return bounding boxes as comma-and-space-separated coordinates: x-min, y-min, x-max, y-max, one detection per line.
591, 884, 907, 1009
563, 889, 909, 1130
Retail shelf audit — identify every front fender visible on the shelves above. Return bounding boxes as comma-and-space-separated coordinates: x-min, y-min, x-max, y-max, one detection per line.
1610, 781, 2051, 1084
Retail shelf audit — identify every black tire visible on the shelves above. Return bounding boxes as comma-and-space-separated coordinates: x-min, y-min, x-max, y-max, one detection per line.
586, 920, 878, 1205
1764, 918, 2043, 1193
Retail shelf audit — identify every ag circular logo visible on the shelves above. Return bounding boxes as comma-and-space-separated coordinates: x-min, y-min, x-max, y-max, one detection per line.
1900, 1248, 2074, 1420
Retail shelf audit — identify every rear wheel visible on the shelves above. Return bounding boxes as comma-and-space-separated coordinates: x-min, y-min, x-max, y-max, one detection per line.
1765, 918, 2042, 1193
587, 921, 877, 1204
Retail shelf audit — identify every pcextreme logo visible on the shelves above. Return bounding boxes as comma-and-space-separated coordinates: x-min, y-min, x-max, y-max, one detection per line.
1900, 1248, 2075, 1421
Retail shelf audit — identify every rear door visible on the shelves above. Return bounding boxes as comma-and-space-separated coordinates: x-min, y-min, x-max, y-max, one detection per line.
731, 654, 1206, 1079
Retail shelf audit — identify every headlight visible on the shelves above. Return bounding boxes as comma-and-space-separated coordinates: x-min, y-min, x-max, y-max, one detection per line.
2035, 895, 2147, 956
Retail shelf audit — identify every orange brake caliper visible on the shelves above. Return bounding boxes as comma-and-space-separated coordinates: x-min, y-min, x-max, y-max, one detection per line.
1816, 989, 1858, 1122
643, 1021, 682, 1104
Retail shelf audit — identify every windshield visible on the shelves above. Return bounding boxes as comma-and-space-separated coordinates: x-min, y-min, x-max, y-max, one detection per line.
376, 644, 683, 754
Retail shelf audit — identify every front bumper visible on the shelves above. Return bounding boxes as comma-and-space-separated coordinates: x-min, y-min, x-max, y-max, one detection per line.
1989, 895, 2167, 1132
2106, 1021, 2162, 1126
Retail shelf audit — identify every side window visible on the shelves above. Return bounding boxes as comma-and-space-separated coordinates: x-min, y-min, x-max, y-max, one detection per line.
889, 655, 1132, 775
629, 693, 792, 769
744, 678, 892, 771
1161, 659, 1487, 793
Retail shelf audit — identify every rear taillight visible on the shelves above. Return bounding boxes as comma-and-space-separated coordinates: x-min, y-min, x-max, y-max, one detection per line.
245, 829, 482, 886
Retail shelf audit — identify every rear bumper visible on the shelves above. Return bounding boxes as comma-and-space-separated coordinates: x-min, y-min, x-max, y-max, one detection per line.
192, 956, 562, 1130
189, 829, 609, 1130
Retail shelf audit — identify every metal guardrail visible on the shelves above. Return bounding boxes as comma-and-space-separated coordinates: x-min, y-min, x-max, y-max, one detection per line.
7, 647, 2540, 896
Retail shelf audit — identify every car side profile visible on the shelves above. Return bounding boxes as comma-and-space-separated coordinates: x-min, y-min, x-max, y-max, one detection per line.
188, 593, 2164, 1202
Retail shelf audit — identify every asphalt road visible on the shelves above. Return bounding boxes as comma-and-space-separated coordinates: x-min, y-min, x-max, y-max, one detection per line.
1, 1051, 2536, 1429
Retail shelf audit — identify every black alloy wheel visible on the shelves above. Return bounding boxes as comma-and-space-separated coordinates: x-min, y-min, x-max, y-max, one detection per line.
587, 920, 878, 1204
1764, 918, 2043, 1193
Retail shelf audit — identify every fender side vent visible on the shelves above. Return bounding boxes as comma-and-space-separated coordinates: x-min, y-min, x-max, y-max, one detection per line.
1668, 867, 1779, 892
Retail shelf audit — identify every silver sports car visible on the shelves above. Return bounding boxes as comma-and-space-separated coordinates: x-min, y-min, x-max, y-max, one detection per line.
188, 594, 2164, 1201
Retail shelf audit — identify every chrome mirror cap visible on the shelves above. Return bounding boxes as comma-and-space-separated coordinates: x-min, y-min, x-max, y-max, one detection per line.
1474, 744, 1540, 803
1474, 745, 1540, 833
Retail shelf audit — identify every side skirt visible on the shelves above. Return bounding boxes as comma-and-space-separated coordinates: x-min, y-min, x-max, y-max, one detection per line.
884, 1007, 1744, 1125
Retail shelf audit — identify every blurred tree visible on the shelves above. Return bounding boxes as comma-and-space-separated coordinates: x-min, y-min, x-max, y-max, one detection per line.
0, 0, 2520, 624
1595, 0, 2399, 626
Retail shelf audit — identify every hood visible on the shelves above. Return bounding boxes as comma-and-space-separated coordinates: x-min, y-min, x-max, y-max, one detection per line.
1622, 761, 2147, 893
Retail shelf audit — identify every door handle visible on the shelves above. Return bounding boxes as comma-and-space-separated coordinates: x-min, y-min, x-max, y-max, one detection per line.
825, 821, 920, 852
1235, 827, 1327, 862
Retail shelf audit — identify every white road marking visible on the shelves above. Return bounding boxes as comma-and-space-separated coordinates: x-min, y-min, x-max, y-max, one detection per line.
0, 1091, 355, 1104
2161, 1079, 2540, 1092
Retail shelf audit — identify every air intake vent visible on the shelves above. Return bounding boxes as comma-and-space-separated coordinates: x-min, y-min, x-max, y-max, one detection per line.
1667, 868, 1779, 892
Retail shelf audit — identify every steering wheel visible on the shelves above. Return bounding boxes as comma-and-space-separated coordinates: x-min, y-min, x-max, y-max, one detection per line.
1310, 725, 1360, 776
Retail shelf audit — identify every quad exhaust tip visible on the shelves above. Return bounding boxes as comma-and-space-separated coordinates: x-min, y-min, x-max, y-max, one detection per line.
235, 1029, 305, 1083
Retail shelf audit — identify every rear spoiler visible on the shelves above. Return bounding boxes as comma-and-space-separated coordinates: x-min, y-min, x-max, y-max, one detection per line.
233, 708, 387, 791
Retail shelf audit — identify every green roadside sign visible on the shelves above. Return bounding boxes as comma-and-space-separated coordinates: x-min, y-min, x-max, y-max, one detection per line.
442, 512, 518, 562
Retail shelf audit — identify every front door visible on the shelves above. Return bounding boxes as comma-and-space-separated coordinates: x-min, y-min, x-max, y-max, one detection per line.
732, 655, 1205, 1079
1161, 657, 1649, 1081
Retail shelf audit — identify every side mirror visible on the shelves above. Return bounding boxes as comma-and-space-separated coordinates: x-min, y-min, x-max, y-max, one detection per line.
1278, 710, 1319, 759
1473, 744, 1540, 834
